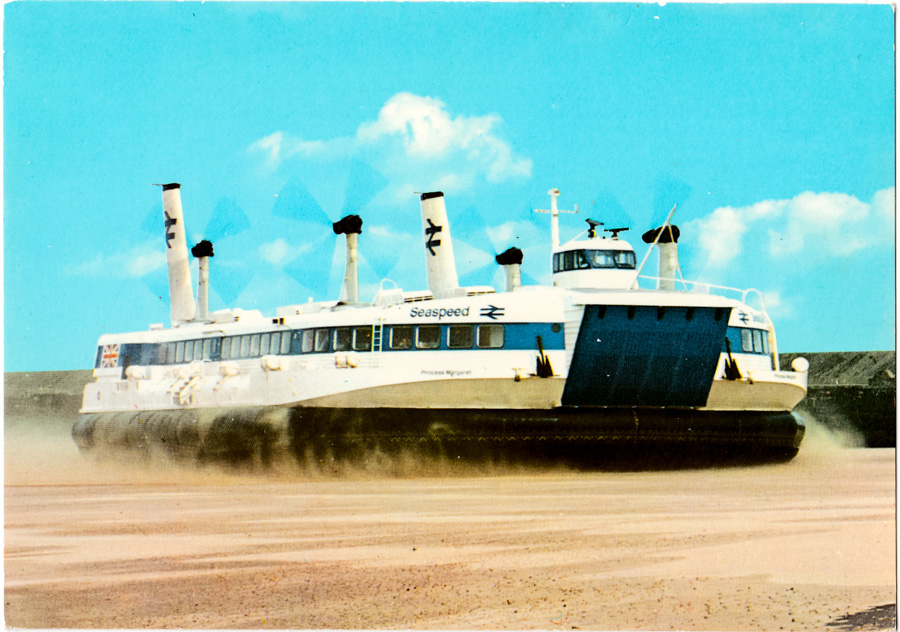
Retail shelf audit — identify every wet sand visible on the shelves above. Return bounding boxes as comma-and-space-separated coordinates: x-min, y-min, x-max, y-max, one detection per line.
4, 418, 896, 630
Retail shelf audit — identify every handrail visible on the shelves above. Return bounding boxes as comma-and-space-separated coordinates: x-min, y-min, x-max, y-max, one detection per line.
634, 275, 768, 311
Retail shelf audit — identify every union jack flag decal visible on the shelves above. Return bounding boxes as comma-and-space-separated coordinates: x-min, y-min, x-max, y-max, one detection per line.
100, 344, 120, 368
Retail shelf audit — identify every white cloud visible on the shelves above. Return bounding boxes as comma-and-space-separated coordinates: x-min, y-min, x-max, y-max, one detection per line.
689, 206, 749, 267
761, 290, 793, 319
871, 186, 895, 239
251, 131, 331, 168
250, 92, 532, 196
65, 242, 167, 278
367, 225, 415, 241
687, 188, 894, 272
258, 238, 309, 265
767, 191, 870, 257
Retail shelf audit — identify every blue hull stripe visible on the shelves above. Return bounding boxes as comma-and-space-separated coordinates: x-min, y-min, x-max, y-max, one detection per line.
562, 305, 730, 407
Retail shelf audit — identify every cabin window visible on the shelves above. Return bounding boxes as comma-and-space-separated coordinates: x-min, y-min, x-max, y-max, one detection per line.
741, 329, 753, 353
448, 325, 474, 349
260, 333, 271, 356
301, 330, 315, 353
553, 253, 562, 273
614, 251, 636, 269
250, 334, 261, 357
314, 329, 330, 352
587, 250, 615, 269
752, 329, 763, 354
175, 341, 185, 364
279, 331, 291, 354
238, 335, 250, 358
202, 338, 213, 360
476, 325, 504, 348
353, 327, 372, 352
334, 328, 352, 351
390, 326, 413, 350
416, 325, 441, 349
563, 251, 575, 270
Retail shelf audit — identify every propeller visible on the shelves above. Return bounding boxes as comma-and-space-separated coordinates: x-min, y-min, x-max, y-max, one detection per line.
453, 200, 546, 289
278, 159, 391, 300
137, 194, 255, 306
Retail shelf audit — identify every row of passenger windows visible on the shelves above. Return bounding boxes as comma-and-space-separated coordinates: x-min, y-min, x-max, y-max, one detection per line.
157, 331, 292, 364
99, 324, 509, 367
299, 324, 504, 353
553, 249, 637, 273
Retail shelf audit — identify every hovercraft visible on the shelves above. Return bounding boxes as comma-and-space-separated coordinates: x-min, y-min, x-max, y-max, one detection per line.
73, 185, 808, 467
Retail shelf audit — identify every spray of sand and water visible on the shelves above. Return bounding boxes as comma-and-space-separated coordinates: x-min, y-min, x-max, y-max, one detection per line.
3, 405, 872, 488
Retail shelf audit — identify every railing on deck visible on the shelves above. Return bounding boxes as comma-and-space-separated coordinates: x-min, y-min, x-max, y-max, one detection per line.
634, 275, 768, 312
634, 275, 780, 371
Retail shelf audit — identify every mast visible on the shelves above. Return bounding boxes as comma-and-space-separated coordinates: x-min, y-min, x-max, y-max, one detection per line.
534, 188, 577, 249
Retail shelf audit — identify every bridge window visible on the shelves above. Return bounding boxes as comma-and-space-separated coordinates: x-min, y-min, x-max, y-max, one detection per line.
476, 324, 504, 348
279, 331, 291, 354
390, 326, 413, 350
416, 325, 441, 349
448, 324, 473, 349
353, 326, 372, 352
175, 341, 185, 364
554, 249, 637, 272
588, 250, 615, 268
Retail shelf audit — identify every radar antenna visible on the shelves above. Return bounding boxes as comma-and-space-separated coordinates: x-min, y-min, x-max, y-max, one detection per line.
606, 227, 629, 239
586, 218, 604, 239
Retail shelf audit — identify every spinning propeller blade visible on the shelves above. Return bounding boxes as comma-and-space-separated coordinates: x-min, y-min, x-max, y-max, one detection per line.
341, 159, 388, 217
203, 197, 251, 243
273, 176, 332, 225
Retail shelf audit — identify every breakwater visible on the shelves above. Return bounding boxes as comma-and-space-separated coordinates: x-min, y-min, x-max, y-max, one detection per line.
779, 351, 895, 448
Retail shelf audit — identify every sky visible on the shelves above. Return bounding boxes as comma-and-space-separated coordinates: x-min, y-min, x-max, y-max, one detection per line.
3, 1, 895, 372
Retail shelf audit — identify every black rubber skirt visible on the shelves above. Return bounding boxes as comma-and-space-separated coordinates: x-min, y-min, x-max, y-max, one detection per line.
73, 406, 805, 469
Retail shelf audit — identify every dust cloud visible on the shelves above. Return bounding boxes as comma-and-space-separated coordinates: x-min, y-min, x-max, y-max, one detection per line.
3, 407, 872, 487
5, 413, 575, 487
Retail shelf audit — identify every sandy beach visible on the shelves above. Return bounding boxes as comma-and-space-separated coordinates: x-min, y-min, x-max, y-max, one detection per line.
4, 416, 896, 630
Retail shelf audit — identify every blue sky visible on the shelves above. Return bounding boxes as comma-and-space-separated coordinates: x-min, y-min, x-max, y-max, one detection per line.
4, 2, 895, 372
